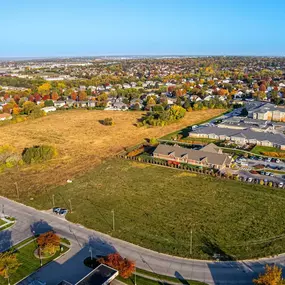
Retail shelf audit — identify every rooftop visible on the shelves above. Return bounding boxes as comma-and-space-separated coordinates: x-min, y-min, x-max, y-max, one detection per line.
75, 264, 118, 285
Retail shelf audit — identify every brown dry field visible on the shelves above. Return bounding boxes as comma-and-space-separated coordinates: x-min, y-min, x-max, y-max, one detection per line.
0, 109, 225, 198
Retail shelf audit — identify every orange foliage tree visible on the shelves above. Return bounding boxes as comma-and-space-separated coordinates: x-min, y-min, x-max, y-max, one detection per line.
51, 91, 59, 101
71, 91, 78, 101
98, 253, 135, 279
37, 231, 60, 255
253, 264, 285, 285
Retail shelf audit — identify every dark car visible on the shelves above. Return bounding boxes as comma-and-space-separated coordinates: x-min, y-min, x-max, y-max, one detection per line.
53, 207, 61, 214
59, 209, 68, 216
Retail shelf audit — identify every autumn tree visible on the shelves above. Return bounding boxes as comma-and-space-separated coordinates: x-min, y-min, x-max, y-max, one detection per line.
0, 252, 21, 284
253, 264, 285, 285
38, 83, 51, 95
70, 91, 77, 101
98, 253, 135, 279
51, 91, 59, 101
23, 101, 36, 115
37, 231, 60, 256
259, 84, 267, 92
78, 91, 87, 101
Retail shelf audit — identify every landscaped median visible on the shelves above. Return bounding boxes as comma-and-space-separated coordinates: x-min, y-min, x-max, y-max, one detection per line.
0, 233, 70, 285
0, 216, 15, 231
83, 253, 207, 285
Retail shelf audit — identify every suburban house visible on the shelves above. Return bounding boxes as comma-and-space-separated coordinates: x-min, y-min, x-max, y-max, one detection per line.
41, 106, 57, 113
153, 143, 232, 169
189, 126, 285, 150
0, 113, 12, 121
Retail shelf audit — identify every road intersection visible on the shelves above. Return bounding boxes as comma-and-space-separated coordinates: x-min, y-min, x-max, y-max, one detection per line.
0, 196, 284, 285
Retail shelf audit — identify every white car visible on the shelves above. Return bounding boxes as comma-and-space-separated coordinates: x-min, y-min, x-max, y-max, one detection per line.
279, 182, 284, 188
247, 177, 253, 183
276, 159, 281, 163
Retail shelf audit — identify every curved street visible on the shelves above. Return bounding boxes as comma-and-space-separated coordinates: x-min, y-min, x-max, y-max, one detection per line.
0, 196, 283, 285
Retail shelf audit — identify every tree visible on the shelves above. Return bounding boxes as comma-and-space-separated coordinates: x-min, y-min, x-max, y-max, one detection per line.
51, 91, 59, 101
78, 91, 87, 101
169, 105, 186, 120
101, 118, 114, 126
22, 101, 36, 115
70, 91, 77, 101
0, 252, 20, 284
44, 100, 54, 107
253, 264, 285, 285
38, 83, 51, 95
259, 84, 267, 92
240, 107, 248, 117
98, 253, 135, 279
37, 231, 60, 256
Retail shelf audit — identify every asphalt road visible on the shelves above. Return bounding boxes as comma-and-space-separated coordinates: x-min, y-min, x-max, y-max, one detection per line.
1, 196, 285, 285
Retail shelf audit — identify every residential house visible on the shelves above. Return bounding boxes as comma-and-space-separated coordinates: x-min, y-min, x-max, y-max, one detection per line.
41, 106, 56, 113
0, 113, 12, 121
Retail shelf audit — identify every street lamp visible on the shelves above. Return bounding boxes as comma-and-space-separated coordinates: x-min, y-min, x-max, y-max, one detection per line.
111, 210, 115, 231
89, 246, 93, 260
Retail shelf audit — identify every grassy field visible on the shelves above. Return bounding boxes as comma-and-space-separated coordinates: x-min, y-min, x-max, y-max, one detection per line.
0, 239, 68, 285
19, 158, 285, 260
251, 145, 285, 156
0, 109, 225, 198
0, 219, 6, 226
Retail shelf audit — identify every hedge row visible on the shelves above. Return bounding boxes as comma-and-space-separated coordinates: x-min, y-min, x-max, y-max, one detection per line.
117, 154, 283, 189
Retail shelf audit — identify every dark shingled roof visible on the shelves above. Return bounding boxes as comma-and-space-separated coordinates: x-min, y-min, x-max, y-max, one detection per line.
76, 264, 118, 285
153, 144, 231, 166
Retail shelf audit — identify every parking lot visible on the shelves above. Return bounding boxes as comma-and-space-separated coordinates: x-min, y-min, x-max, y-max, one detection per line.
234, 155, 285, 188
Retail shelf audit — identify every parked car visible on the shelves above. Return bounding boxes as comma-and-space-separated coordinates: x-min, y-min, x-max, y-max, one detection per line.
276, 159, 281, 164
247, 177, 253, 183
53, 207, 61, 214
59, 209, 68, 216
279, 182, 284, 188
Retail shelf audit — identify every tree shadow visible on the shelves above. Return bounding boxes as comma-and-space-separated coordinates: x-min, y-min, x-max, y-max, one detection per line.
30, 220, 53, 235
200, 236, 236, 261
175, 271, 190, 285
86, 236, 116, 258
0, 230, 12, 252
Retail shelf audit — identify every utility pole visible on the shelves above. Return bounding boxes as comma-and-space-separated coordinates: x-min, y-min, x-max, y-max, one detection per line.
190, 228, 193, 256
52, 194, 55, 208
134, 267, 137, 285
68, 199, 72, 213
111, 210, 115, 231
14, 182, 19, 199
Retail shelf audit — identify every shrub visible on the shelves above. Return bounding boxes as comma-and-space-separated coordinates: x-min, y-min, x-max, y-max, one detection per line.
149, 138, 158, 145
100, 117, 115, 126
22, 145, 57, 164
127, 147, 145, 157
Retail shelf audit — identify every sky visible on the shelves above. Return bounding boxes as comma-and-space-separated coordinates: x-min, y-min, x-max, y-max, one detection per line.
1, 0, 285, 57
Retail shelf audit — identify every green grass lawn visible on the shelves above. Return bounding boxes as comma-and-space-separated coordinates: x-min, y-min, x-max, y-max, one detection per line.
117, 274, 207, 285
251, 146, 285, 156
0, 219, 6, 226
135, 268, 207, 284
0, 239, 68, 285
21, 158, 285, 260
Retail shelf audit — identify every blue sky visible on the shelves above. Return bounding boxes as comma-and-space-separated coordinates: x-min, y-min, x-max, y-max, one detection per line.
1, 0, 285, 57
